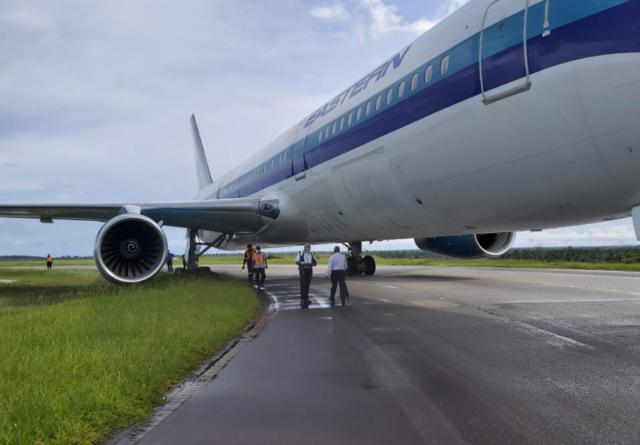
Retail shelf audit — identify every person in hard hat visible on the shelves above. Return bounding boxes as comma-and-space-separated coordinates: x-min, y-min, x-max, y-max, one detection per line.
253, 246, 268, 290
242, 244, 256, 285
326, 246, 349, 306
295, 244, 317, 309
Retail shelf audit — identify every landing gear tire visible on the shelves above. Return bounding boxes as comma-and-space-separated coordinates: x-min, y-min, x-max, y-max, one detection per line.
363, 256, 376, 276
347, 256, 360, 276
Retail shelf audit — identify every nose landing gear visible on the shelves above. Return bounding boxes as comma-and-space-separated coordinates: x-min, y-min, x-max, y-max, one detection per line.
345, 241, 376, 276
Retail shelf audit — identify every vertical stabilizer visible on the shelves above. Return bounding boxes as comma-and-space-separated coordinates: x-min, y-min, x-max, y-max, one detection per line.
190, 114, 213, 191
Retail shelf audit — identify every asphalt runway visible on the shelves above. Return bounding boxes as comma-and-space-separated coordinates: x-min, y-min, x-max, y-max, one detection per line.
135, 265, 640, 445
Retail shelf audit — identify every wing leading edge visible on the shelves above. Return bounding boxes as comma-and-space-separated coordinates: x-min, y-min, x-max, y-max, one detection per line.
0, 198, 280, 234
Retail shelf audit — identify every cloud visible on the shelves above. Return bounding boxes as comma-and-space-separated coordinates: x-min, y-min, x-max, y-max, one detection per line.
358, 0, 436, 37
310, 4, 350, 21
309, 0, 470, 42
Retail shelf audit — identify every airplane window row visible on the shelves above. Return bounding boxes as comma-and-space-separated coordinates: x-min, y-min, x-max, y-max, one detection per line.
222, 52, 452, 196
316, 53, 451, 146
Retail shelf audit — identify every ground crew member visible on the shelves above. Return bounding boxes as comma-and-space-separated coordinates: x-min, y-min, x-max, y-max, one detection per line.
253, 246, 267, 290
296, 244, 317, 309
166, 251, 174, 272
242, 244, 256, 285
45, 254, 53, 270
327, 246, 349, 306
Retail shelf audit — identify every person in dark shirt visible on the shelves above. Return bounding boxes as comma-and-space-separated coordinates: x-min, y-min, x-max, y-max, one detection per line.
166, 251, 175, 272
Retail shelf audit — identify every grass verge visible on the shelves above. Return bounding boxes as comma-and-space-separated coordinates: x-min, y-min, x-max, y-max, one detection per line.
0, 269, 259, 445
3, 255, 639, 272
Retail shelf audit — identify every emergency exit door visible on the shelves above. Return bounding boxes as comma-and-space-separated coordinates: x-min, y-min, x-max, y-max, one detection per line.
479, 0, 531, 105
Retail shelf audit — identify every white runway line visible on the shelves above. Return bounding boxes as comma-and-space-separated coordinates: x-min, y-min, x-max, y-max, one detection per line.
266, 286, 333, 311
0, 279, 15, 284
382, 284, 401, 289
512, 320, 593, 349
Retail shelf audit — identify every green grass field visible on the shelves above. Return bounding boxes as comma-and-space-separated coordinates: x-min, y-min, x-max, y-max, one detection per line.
0, 269, 259, 445
2, 254, 640, 272
201, 255, 640, 271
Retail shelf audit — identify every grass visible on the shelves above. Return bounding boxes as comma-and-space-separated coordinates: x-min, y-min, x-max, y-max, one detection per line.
373, 257, 640, 271
0, 269, 259, 445
199, 254, 640, 271
3, 254, 640, 272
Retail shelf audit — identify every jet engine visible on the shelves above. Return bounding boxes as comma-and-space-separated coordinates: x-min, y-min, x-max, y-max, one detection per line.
94, 214, 168, 283
414, 232, 515, 259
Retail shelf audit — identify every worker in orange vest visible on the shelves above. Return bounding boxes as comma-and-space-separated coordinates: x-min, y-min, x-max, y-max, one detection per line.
253, 246, 268, 290
242, 244, 256, 285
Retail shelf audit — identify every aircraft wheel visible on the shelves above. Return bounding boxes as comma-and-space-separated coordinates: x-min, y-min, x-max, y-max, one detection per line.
347, 256, 361, 276
363, 256, 376, 276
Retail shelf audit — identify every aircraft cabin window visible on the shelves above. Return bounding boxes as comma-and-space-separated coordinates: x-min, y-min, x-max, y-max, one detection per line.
318, 131, 323, 143
411, 73, 418, 91
376, 95, 382, 110
325, 126, 330, 138
386, 88, 393, 104
356, 107, 362, 121
348, 112, 353, 126
332, 121, 337, 135
440, 55, 450, 76
398, 81, 406, 98
425, 65, 433, 84
366, 101, 372, 116
340, 117, 345, 131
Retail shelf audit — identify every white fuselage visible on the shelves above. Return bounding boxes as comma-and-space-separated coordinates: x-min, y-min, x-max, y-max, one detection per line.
197, 0, 640, 248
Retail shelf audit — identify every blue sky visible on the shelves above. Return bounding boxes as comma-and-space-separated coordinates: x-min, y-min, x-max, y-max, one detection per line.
0, 0, 638, 256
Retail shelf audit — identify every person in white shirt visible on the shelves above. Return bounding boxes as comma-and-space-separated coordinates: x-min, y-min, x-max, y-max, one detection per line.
327, 246, 349, 306
295, 244, 317, 309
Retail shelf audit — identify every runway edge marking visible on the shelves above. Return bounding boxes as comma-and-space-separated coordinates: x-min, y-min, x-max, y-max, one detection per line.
106, 291, 273, 445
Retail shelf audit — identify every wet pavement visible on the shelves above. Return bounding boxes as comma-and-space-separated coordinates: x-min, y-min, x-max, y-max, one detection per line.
134, 265, 640, 445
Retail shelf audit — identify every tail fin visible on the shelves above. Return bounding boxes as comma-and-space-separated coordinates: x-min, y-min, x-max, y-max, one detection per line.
190, 114, 213, 191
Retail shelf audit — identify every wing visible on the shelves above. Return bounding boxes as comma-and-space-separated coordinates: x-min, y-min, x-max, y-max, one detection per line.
0, 198, 280, 233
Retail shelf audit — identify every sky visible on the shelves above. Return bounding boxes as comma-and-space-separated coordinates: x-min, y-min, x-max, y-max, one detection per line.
0, 0, 638, 257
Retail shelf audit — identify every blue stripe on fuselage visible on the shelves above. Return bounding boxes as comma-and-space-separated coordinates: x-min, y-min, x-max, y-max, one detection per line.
218, 0, 638, 199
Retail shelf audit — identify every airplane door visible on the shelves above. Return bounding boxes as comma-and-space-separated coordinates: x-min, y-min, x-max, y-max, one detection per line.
479, 0, 531, 105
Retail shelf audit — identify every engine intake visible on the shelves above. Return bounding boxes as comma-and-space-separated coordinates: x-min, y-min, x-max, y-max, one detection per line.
415, 232, 515, 259
95, 214, 168, 283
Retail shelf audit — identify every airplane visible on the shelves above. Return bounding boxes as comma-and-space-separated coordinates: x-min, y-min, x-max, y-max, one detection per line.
1, 0, 640, 284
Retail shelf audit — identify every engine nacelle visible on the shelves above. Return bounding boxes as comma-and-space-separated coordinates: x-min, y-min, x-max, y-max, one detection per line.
95, 214, 168, 284
414, 232, 515, 259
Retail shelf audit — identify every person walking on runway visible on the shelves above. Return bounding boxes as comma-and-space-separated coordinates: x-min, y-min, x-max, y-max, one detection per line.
253, 246, 267, 290
327, 246, 349, 306
166, 251, 175, 272
242, 244, 256, 285
296, 244, 317, 309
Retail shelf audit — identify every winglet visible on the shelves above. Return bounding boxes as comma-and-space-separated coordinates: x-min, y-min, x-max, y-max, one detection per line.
190, 114, 213, 191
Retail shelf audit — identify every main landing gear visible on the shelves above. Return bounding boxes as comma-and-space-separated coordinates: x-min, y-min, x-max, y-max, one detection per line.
184, 229, 230, 271
345, 241, 376, 276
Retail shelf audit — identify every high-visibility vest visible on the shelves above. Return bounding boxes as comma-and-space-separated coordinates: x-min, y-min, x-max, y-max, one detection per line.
254, 252, 266, 267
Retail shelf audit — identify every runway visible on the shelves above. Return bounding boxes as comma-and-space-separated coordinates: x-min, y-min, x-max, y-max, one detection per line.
135, 265, 640, 445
